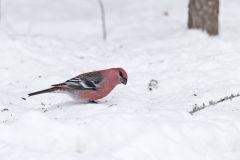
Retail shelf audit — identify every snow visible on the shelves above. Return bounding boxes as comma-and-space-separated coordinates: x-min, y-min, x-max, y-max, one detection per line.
0, 0, 240, 159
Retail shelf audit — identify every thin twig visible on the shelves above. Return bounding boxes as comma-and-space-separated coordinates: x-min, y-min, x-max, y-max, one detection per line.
98, 0, 107, 40
189, 93, 240, 115
0, 0, 2, 26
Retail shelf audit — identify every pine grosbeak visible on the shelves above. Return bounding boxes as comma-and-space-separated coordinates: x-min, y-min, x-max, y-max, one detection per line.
28, 68, 128, 101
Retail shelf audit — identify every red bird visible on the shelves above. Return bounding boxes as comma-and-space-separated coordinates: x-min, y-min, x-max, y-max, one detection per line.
28, 68, 128, 101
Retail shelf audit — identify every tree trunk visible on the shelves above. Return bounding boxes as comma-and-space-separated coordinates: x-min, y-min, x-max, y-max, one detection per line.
188, 0, 219, 36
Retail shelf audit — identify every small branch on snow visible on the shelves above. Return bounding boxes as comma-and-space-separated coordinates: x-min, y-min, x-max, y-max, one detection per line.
189, 93, 240, 115
98, 0, 107, 41
1, 108, 8, 112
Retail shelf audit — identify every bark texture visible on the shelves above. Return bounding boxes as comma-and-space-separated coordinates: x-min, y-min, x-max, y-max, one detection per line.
188, 0, 219, 36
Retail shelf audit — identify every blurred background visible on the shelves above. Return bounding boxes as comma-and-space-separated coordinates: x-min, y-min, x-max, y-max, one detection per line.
1, 0, 237, 41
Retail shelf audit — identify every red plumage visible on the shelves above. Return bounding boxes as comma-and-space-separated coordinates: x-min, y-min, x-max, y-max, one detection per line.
28, 68, 128, 101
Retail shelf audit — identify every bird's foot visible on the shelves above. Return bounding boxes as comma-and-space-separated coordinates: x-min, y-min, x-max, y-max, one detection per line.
89, 100, 98, 104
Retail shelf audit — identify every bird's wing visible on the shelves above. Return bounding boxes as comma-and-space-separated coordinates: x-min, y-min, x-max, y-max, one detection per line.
52, 72, 104, 90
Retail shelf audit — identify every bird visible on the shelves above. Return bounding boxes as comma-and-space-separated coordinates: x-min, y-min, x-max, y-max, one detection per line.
28, 68, 128, 102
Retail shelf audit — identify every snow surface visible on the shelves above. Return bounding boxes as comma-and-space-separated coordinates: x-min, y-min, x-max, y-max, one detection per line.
1, 0, 240, 159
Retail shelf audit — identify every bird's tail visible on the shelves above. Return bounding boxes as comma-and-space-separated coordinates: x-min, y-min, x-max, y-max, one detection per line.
28, 87, 59, 97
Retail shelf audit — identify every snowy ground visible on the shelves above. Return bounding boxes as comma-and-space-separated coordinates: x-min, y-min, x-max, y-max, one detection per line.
0, 0, 240, 159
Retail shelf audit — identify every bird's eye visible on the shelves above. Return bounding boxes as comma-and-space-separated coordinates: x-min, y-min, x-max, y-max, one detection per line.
119, 71, 123, 77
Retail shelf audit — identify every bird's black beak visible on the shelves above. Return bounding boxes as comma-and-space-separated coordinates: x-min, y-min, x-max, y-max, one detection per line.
120, 77, 127, 85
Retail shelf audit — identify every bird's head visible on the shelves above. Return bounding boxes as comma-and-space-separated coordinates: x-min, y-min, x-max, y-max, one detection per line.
115, 68, 128, 85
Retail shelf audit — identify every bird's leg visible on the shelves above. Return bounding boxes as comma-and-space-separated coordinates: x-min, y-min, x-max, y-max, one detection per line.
89, 100, 98, 104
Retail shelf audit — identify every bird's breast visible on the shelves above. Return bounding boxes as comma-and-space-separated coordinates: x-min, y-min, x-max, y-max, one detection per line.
79, 84, 116, 101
